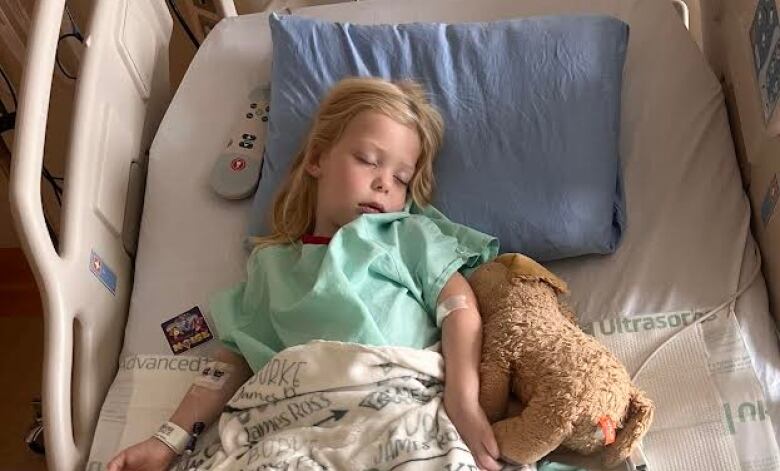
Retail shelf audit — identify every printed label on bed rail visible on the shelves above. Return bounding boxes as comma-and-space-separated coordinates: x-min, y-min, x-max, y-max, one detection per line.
161, 306, 213, 354
89, 250, 117, 295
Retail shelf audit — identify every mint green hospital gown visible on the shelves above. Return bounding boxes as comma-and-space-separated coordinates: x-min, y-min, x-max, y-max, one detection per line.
209, 205, 498, 372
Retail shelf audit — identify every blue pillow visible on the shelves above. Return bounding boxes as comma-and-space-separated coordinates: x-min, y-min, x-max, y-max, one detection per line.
248, 13, 629, 261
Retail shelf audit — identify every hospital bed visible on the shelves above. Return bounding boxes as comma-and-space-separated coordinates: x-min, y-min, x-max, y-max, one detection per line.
9, 0, 780, 469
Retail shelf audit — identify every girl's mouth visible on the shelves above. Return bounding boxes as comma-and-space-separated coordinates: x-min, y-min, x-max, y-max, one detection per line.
359, 203, 385, 213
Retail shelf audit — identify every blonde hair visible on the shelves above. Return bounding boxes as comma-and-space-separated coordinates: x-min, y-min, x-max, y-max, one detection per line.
253, 77, 444, 248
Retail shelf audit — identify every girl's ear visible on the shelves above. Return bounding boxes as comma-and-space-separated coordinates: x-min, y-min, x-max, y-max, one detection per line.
305, 151, 323, 178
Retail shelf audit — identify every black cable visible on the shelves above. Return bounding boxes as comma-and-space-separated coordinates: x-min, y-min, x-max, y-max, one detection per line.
0, 110, 14, 133
56, 33, 83, 80
56, 2, 84, 81
64, 1, 78, 31
0, 64, 17, 109
42, 167, 63, 205
166, 0, 201, 49
44, 215, 60, 249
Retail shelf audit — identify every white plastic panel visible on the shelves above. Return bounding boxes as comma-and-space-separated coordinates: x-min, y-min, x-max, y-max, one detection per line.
94, 1, 168, 239
118, 0, 168, 98
94, 106, 136, 236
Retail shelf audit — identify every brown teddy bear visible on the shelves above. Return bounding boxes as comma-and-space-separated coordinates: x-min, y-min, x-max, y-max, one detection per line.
469, 253, 654, 468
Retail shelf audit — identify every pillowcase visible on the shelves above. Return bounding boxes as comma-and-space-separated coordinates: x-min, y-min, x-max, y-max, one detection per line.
248, 12, 629, 261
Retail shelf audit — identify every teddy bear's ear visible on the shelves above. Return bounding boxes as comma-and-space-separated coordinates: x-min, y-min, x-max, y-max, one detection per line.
495, 253, 569, 294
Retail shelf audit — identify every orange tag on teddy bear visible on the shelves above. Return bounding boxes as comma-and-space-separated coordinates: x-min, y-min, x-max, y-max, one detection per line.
599, 416, 616, 445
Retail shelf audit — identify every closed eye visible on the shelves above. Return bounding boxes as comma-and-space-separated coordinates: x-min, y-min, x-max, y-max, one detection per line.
355, 153, 377, 167
395, 176, 410, 186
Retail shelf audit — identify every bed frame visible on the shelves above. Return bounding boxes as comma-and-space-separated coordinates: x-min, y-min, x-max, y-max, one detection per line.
6, 0, 701, 469
11, 1, 173, 469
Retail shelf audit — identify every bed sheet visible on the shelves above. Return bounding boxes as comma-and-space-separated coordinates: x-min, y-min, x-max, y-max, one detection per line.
124, 0, 780, 441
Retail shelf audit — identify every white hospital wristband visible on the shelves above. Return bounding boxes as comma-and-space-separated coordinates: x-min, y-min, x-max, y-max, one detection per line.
153, 421, 191, 455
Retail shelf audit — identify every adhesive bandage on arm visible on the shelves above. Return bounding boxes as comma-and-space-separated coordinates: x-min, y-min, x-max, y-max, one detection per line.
193, 360, 235, 390
436, 294, 471, 327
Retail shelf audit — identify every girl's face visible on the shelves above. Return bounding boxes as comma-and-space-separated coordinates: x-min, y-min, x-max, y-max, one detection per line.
306, 111, 421, 237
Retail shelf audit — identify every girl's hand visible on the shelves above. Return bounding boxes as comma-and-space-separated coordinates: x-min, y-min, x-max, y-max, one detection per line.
445, 391, 502, 471
106, 438, 177, 471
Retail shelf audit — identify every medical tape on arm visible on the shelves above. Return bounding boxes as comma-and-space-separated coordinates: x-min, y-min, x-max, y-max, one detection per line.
436, 294, 471, 327
193, 360, 235, 390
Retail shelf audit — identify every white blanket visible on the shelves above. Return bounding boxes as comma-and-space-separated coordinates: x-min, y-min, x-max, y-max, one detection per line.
174, 341, 525, 471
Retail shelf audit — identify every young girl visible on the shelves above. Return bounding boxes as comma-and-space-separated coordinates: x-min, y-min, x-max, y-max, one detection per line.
108, 77, 502, 471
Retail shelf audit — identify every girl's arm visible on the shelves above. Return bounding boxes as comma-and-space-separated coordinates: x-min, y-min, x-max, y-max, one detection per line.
168, 346, 253, 431
107, 346, 253, 471
440, 272, 502, 471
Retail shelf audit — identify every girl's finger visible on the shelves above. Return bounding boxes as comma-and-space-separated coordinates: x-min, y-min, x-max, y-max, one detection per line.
106, 454, 124, 471
484, 433, 501, 459
476, 449, 502, 471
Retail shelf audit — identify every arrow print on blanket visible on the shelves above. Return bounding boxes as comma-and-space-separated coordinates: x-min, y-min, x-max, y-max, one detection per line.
314, 409, 349, 427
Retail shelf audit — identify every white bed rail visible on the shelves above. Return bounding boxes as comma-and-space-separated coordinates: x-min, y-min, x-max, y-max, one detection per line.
10, 1, 173, 469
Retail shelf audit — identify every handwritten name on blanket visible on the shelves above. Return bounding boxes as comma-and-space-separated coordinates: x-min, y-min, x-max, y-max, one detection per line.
245, 437, 304, 465
238, 393, 333, 441
236, 358, 307, 404
371, 412, 463, 467
234, 376, 443, 441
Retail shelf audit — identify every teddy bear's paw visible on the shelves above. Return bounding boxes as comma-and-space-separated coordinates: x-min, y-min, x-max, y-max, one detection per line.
492, 423, 535, 466
492, 420, 563, 466
602, 444, 632, 469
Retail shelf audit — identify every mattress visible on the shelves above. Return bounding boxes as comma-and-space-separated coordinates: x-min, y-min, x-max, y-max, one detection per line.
125, 0, 780, 443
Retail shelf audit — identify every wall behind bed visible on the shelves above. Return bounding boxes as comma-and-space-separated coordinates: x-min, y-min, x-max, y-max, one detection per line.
701, 0, 780, 325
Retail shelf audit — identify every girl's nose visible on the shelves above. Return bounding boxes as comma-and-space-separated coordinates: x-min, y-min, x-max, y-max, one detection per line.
372, 175, 389, 193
